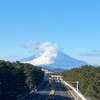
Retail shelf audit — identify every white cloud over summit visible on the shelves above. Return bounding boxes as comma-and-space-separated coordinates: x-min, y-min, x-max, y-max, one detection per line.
24, 41, 61, 65
25, 41, 61, 53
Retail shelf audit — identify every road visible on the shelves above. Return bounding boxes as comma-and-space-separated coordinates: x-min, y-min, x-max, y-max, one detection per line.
26, 81, 74, 100
53, 81, 74, 100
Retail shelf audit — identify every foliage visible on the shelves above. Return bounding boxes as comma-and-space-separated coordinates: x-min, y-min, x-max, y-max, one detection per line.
0, 60, 44, 100
62, 65, 100, 100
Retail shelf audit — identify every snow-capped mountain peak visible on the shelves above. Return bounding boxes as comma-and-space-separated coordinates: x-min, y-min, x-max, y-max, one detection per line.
21, 42, 59, 65
20, 42, 88, 70
28, 50, 57, 65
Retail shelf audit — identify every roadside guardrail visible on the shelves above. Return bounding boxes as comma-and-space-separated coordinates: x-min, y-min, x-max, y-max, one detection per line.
62, 80, 87, 100
16, 81, 44, 100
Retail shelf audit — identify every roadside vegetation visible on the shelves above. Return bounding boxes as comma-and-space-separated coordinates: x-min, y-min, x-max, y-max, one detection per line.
0, 60, 44, 100
62, 65, 100, 100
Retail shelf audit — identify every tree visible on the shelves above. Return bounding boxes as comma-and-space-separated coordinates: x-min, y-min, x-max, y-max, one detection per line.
62, 65, 100, 100
0, 60, 44, 100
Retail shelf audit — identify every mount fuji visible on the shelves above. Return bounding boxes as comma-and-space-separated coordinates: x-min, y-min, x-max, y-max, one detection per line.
20, 51, 87, 71
20, 42, 88, 71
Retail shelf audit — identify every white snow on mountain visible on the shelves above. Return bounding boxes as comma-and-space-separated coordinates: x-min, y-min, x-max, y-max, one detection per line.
22, 42, 60, 65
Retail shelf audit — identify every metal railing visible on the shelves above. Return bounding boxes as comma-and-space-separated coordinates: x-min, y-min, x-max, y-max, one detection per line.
62, 80, 87, 100
16, 81, 44, 100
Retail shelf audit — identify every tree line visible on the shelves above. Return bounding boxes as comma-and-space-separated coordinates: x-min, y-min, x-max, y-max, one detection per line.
62, 65, 100, 100
0, 60, 44, 100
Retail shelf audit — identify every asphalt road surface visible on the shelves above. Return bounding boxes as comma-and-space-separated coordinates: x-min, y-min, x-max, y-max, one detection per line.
26, 81, 74, 100
53, 82, 74, 100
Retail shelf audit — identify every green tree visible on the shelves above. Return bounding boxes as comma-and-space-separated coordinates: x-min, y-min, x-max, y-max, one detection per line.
0, 60, 44, 100
62, 65, 100, 100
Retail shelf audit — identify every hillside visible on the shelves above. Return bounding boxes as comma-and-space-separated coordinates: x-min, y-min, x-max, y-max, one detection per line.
62, 65, 100, 100
0, 60, 44, 100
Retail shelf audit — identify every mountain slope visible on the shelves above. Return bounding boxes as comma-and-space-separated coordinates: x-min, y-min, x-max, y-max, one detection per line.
20, 51, 87, 70
47, 51, 87, 69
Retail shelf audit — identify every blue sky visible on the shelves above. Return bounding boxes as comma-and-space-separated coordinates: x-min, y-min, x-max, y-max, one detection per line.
0, 0, 100, 65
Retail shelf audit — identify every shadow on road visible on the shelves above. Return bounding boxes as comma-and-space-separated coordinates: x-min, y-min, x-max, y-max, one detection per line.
26, 92, 74, 100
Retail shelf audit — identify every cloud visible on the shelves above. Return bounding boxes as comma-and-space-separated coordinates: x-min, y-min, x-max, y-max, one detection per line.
78, 50, 100, 65
22, 41, 40, 52
91, 50, 100, 53
24, 41, 61, 53
79, 50, 100, 57
23, 41, 62, 65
